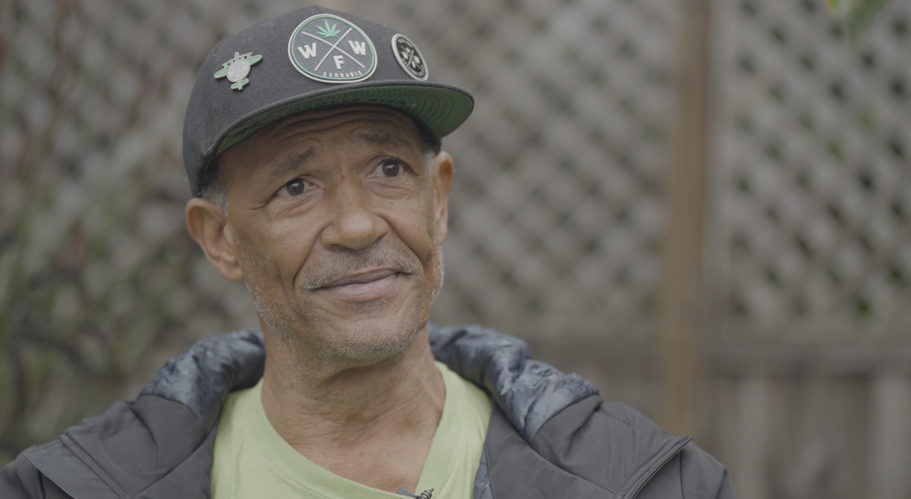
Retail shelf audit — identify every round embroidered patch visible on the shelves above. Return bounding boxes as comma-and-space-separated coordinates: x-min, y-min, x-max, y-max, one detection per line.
391, 34, 428, 81
287, 14, 377, 84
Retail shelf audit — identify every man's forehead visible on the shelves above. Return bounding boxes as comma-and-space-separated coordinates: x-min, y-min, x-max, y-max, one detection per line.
246, 105, 422, 149
216, 105, 425, 180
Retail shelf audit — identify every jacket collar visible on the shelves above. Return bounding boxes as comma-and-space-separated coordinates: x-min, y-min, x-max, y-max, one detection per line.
138, 324, 599, 442
428, 324, 598, 441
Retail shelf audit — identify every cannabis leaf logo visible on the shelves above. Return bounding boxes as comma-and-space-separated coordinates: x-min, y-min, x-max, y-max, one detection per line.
316, 20, 341, 38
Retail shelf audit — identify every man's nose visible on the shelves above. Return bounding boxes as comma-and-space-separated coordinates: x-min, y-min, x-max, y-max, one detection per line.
319, 178, 388, 251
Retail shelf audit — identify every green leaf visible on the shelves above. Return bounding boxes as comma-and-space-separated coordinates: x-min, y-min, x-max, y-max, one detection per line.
822, 0, 891, 39
316, 20, 341, 38
824, 0, 851, 16
847, 0, 890, 39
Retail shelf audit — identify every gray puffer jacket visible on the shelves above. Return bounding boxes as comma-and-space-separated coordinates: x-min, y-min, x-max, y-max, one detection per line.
0, 324, 735, 499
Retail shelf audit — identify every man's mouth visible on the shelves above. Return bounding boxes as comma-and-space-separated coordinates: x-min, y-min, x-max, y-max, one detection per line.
315, 268, 405, 302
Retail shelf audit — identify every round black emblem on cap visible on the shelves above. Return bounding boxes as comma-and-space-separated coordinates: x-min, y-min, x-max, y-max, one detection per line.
288, 14, 377, 84
391, 34, 428, 81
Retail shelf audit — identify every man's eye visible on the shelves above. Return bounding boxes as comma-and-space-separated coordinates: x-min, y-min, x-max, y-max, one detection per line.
277, 178, 308, 197
373, 159, 403, 178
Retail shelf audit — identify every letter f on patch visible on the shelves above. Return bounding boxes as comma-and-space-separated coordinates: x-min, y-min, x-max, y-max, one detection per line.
333, 55, 345, 69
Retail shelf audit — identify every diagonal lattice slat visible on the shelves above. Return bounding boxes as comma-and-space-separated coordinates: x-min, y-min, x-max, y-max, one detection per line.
713, 0, 911, 342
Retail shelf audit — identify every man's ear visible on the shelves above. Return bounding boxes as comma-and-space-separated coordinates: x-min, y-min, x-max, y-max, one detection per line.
431, 151, 455, 244
185, 198, 245, 281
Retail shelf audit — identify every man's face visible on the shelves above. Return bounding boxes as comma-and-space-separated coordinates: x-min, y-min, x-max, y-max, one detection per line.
214, 106, 452, 366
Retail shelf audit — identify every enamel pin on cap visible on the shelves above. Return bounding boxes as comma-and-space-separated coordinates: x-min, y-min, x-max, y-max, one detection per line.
214, 52, 262, 90
391, 34, 428, 81
288, 14, 377, 83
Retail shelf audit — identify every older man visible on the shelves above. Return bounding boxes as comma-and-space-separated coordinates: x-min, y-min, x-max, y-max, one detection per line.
1, 6, 734, 499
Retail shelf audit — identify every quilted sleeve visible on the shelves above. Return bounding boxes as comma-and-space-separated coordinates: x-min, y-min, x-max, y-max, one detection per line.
0, 451, 72, 499
636, 443, 736, 499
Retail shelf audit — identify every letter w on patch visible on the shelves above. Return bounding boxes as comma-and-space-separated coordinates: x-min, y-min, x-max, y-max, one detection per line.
297, 43, 318, 59
348, 40, 366, 55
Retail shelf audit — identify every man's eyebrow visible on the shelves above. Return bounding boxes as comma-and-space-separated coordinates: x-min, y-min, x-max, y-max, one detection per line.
358, 131, 412, 149
267, 149, 315, 184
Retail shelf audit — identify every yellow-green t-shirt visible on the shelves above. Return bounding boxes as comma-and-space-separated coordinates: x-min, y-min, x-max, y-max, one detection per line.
211, 362, 492, 499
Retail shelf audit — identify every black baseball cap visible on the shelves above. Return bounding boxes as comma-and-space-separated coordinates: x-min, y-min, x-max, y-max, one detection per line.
182, 5, 474, 196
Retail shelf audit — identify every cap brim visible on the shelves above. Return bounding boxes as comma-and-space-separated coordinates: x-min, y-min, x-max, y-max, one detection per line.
212, 80, 474, 157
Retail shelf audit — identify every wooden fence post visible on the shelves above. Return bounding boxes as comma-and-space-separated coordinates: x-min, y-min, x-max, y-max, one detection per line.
658, 0, 714, 440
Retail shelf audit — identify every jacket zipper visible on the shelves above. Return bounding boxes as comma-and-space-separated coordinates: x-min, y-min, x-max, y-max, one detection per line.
623, 436, 693, 499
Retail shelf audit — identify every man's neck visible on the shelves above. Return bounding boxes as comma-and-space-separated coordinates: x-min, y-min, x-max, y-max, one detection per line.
259, 326, 445, 494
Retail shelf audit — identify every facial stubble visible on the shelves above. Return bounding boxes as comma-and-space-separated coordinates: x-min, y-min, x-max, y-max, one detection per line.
240, 226, 445, 371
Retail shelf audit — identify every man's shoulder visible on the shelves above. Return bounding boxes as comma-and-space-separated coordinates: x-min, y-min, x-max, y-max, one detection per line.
0, 448, 72, 499
529, 396, 733, 498
0, 394, 216, 499
429, 324, 733, 499
0, 330, 266, 499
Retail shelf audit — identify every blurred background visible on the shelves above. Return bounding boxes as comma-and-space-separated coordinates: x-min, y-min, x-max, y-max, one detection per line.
0, 0, 909, 497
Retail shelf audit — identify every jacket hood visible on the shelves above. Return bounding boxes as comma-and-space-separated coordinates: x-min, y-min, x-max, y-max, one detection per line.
135, 324, 600, 442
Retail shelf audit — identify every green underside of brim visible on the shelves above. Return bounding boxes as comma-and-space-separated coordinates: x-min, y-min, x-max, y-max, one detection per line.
216, 86, 473, 155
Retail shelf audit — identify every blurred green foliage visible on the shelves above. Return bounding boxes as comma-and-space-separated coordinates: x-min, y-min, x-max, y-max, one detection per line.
824, 0, 891, 38
0, 0, 260, 465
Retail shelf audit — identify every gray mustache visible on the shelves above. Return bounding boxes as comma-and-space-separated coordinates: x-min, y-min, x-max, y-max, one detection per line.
300, 245, 420, 290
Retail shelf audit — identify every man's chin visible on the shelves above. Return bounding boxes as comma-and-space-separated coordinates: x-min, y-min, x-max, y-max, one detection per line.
253, 253, 440, 369
259, 301, 428, 363
304, 320, 427, 366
